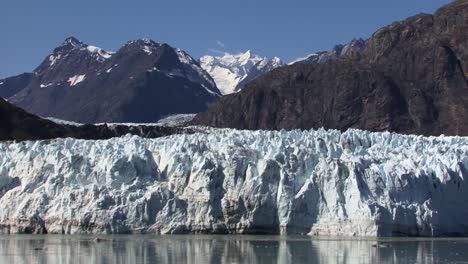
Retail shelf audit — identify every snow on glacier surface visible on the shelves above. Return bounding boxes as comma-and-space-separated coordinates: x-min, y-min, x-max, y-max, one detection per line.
0, 128, 467, 236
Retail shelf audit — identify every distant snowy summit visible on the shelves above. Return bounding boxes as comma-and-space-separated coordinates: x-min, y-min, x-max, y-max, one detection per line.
200, 50, 283, 95
198, 39, 365, 95
0, 37, 220, 123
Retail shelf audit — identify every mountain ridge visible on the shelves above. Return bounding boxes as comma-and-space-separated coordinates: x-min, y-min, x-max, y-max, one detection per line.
289, 38, 366, 65
192, 0, 468, 136
0, 97, 193, 141
0, 37, 221, 123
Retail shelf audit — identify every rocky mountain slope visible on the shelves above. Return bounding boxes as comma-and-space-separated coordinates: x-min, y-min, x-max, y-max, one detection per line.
0, 73, 34, 99
193, 0, 468, 136
0, 97, 192, 141
0, 37, 221, 123
290, 38, 365, 65
200, 51, 283, 95
0, 97, 75, 141
0, 128, 466, 236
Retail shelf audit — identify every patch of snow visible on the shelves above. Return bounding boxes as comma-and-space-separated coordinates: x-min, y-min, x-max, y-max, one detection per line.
58, 38, 114, 63
106, 68, 113, 73
153, 67, 159, 71
48, 54, 62, 66
0, 81, 4, 86
0, 128, 467, 236
87, 45, 114, 61
289, 39, 365, 65
39, 83, 54, 88
288, 53, 318, 65
156, 114, 196, 125
147, 67, 160, 73
63, 37, 83, 49
175, 48, 194, 65
143, 46, 153, 55
202, 66, 242, 95
45, 117, 83, 126
94, 122, 163, 127
67, 74, 86, 86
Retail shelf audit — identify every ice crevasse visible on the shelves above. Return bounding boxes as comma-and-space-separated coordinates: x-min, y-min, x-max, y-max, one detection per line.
0, 128, 467, 236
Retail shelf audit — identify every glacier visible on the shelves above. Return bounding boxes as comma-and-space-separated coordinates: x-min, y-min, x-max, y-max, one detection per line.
0, 128, 467, 236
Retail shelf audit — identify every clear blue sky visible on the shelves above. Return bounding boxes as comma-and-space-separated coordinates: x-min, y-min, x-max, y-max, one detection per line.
0, 0, 450, 77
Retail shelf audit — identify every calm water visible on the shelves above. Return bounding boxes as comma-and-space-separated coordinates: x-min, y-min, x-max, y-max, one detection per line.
1, 235, 467, 264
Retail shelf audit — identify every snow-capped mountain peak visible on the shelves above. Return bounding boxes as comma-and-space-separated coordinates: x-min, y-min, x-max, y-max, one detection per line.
62, 36, 83, 49
5, 37, 221, 123
238, 50, 253, 65
126, 38, 161, 48
200, 51, 284, 95
51, 36, 114, 65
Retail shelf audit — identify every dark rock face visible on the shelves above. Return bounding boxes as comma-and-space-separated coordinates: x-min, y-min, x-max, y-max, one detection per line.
0, 97, 193, 141
0, 97, 72, 141
193, 0, 468, 136
0, 73, 34, 98
1, 38, 220, 124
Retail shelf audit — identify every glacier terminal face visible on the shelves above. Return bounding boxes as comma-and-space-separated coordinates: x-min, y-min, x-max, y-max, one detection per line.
0, 128, 467, 236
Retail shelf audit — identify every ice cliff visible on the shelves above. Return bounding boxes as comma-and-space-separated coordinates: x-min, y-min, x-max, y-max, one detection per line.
0, 128, 467, 236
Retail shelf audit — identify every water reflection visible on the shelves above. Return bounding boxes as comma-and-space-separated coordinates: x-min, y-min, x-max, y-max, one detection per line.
1, 235, 467, 264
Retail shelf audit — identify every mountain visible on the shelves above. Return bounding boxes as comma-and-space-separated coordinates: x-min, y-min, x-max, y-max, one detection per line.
193, 0, 468, 136
289, 38, 366, 65
0, 73, 34, 99
0, 37, 221, 123
199, 51, 283, 95
0, 97, 192, 141
1, 128, 467, 236
0, 96, 75, 141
